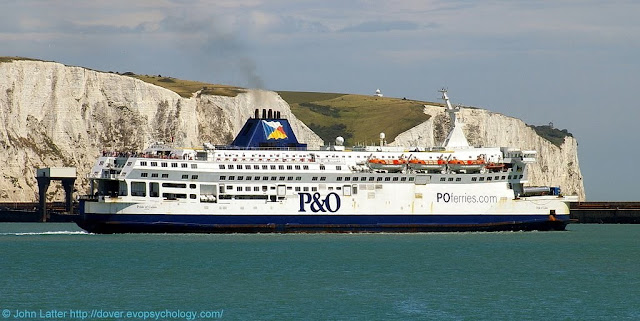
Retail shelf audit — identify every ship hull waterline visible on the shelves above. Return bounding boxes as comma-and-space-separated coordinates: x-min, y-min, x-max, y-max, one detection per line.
75, 212, 570, 234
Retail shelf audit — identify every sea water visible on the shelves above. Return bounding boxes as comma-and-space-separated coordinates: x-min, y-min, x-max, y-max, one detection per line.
1, 223, 639, 320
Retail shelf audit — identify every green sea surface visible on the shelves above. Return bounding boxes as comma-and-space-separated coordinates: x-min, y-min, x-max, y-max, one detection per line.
1, 224, 639, 320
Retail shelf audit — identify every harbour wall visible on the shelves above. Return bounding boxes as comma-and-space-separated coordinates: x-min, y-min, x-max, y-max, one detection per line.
570, 202, 640, 224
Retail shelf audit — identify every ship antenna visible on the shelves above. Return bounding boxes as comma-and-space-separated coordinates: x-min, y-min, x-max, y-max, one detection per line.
439, 88, 470, 148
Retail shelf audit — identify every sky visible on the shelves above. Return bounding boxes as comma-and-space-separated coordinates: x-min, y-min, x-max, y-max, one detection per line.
2, 0, 639, 201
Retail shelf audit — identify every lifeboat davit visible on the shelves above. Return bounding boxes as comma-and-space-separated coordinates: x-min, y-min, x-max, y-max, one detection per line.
368, 158, 407, 172
408, 159, 446, 172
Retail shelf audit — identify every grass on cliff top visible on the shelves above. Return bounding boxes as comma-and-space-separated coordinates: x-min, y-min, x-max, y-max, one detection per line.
278, 91, 432, 146
131, 74, 245, 98
0, 56, 47, 63
528, 124, 573, 147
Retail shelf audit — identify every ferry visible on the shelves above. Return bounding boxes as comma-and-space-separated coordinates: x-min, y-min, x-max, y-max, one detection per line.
76, 90, 576, 233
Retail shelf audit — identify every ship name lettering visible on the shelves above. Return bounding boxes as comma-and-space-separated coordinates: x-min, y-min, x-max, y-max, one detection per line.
298, 192, 341, 213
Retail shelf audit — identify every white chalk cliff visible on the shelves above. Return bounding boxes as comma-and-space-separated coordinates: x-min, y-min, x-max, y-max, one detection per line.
391, 105, 585, 200
0, 60, 584, 202
0, 60, 322, 201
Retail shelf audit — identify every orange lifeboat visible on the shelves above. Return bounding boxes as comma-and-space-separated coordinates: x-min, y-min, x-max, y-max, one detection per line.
368, 158, 407, 172
408, 159, 446, 172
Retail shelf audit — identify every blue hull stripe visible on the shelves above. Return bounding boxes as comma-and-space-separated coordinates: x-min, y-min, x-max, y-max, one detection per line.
76, 213, 570, 233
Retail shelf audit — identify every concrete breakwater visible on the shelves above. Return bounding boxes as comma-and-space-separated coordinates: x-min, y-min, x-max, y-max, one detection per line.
570, 202, 640, 224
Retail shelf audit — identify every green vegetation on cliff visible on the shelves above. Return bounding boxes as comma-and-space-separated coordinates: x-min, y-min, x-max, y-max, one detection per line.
528, 124, 573, 147
0, 56, 46, 63
278, 91, 431, 146
131, 74, 245, 98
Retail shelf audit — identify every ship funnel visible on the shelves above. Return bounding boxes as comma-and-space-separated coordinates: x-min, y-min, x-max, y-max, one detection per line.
254, 109, 259, 119
262, 109, 267, 119
268, 109, 273, 118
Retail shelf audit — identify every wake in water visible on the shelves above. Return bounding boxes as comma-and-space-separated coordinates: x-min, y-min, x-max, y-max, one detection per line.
1, 231, 91, 236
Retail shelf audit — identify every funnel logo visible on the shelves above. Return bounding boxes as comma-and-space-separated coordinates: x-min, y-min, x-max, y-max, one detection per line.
262, 120, 288, 140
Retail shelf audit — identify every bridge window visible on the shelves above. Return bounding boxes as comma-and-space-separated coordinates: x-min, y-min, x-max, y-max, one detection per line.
456, 178, 461, 182
150, 182, 159, 197
162, 174, 169, 178
131, 181, 146, 197
141, 173, 148, 178
161, 162, 167, 167
181, 163, 188, 168
151, 173, 158, 178
162, 183, 187, 188
172, 163, 178, 168
219, 165, 225, 169
151, 162, 157, 166
220, 176, 226, 180
181, 175, 188, 179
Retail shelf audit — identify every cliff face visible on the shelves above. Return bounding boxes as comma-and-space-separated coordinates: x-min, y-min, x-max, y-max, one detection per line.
392, 105, 585, 200
0, 60, 584, 202
0, 61, 322, 201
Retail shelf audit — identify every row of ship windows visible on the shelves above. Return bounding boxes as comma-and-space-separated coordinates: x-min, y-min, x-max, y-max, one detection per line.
222, 185, 342, 193
439, 175, 524, 182
219, 164, 337, 171
136, 161, 198, 169
137, 173, 523, 182
140, 173, 199, 179
219, 176, 416, 182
